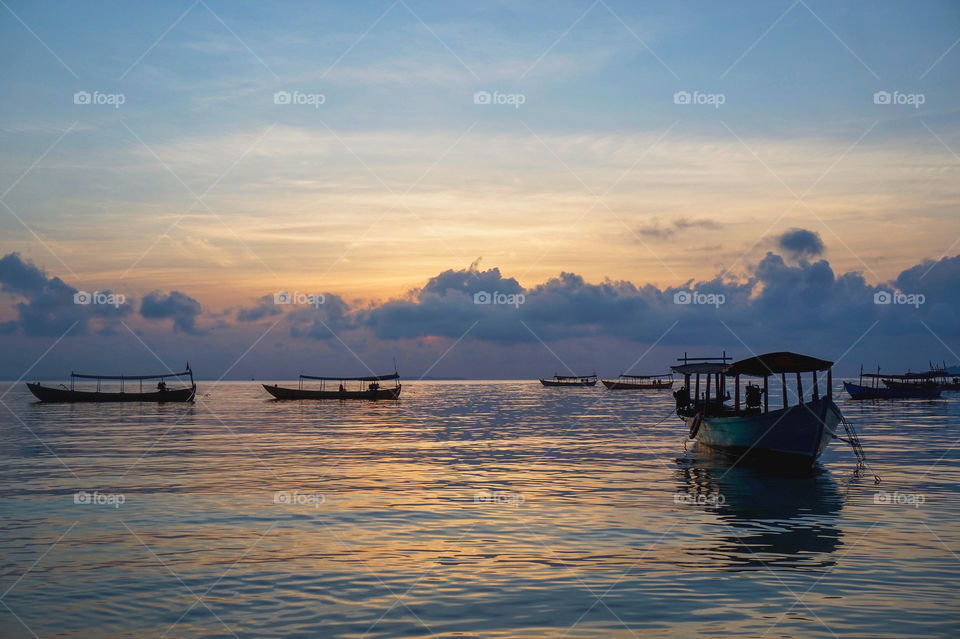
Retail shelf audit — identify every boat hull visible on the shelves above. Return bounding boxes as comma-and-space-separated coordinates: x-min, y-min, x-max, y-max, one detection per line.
27, 383, 196, 403
680, 398, 841, 466
844, 381, 941, 399
263, 384, 401, 400
540, 379, 597, 387
601, 380, 673, 390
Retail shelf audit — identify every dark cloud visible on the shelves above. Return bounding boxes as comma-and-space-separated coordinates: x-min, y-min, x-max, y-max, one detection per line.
140, 291, 202, 334
0, 253, 131, 336
777, 228, 825, 260
236, 295, 284, 322
287, 294, 354, 339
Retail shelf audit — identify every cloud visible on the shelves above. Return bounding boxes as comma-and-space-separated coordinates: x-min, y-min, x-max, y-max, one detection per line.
637, 217, 721, 239
140, 291, 203, 334
777, 228, 825, 260
236, 295, 283, 322
0, 253, 131, 336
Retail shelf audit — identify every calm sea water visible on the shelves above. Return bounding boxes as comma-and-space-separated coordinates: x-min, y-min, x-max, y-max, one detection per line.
1, 380, 958, 638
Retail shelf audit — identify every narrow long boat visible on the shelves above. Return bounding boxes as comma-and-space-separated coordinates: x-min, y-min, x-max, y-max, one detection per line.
844, 366, 942, 399
263, 372, 401, 400
601, 373, 673, 390
27, 365, 196, 403
672, 352, 842, 466
539, 374, 597, 387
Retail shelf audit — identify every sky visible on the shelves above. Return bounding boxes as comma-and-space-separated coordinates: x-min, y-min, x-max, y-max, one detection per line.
0, 0, 958, 379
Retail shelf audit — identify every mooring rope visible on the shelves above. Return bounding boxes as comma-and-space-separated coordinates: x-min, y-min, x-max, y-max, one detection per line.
835, 415, 881, 483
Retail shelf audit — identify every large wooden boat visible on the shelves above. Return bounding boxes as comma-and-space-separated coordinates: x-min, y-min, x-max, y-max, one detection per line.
27, 366, 196, 403
263, 372, 401, 400
539, 374, 597, 387
672, 352, 842, 466
844, 366, 942, 399
601, 373, 673, 390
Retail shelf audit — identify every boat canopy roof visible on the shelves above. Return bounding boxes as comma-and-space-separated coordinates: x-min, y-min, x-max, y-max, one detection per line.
862, 371, 936, 380
71, 367, 192, 380
671, 362, 728, 374
618, 373, 672, 379
725, 352, 832, 377
300, 372, 399, 381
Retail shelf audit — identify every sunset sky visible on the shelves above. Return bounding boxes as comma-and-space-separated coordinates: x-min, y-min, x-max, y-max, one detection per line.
1, 1, 958, 379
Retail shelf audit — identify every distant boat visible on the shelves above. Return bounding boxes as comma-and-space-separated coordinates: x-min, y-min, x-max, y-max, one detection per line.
539, 373, 597, 387
672, 352, 842, 466
844, 366, 942, 399
27, 365, 196, 403
601, 373, 673, 390
263, 371, 401, 400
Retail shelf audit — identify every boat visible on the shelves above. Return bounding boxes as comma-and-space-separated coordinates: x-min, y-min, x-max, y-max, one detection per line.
601, 373, 674, 390
539, 373, 598, 387
263, 371, 401, 400
672, 352, 843, 466
843, 366, 942, 399
27, 365, 196, 403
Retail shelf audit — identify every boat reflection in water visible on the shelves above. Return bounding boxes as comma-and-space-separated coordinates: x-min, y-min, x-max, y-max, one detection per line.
673, 448, 844, 571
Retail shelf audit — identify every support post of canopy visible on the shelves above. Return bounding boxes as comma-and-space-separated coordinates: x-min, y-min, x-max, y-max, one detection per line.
827, 369, 832, 399
781, 373, 787, 409
705, 371, 712, 411
796, 372, 803, 404
694, 374, 700, 407
735, 374, 740, 411
763, 375, 769, 412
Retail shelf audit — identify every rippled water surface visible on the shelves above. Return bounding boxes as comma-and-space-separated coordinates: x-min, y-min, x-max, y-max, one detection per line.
1, 380, 959, 638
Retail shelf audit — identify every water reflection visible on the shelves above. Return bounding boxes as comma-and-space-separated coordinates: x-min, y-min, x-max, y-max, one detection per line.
675, 445, 845, 571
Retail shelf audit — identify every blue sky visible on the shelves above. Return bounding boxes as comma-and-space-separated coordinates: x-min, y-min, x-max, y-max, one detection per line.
1, 1, 958, 378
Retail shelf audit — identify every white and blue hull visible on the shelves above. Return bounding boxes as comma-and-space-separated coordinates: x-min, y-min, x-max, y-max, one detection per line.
681, 398, 842, 465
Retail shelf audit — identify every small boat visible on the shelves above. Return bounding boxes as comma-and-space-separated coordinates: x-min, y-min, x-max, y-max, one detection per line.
263, 371, 401, 400
844, 366, 942, 399
672, 352, 842, 466
27, 365, 196, 403
601, 373, 673, 390
539, 373, 598, 387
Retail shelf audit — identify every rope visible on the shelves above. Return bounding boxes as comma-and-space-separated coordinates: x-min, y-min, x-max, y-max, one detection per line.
835, 415, 881, 483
